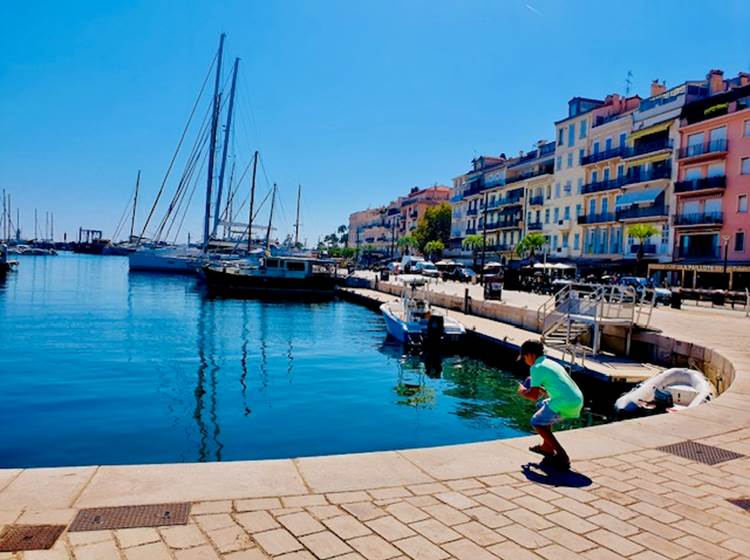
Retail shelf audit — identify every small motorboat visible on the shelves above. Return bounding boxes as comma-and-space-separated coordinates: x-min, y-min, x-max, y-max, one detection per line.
615, 367, 715, 416
380, 278, 465, 346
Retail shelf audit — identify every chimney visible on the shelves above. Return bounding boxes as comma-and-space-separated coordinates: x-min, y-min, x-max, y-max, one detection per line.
738, 72, 750, 87
650, 80, 667, 97
707, 69, 725, 95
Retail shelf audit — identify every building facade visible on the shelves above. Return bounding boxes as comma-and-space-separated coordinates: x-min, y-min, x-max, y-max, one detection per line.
674, 78, 750, 267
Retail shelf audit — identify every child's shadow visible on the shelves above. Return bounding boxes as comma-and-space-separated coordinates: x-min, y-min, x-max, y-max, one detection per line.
521, 460, 593, 488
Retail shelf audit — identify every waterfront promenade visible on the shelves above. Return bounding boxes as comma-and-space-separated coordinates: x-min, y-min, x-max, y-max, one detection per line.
1, 296, 749, 559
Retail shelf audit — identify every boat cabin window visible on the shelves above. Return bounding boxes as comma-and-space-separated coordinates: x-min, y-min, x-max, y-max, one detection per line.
266, 259, 280, 268
286, 261, 307, 272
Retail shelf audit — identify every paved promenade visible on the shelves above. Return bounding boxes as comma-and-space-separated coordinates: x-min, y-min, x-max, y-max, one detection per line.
1, 298, 749, 559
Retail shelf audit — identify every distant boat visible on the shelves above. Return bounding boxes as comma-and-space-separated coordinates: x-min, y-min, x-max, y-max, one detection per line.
129, 246, 206, 273
1, 244, 18, 274
202, 256, 339, 299
380, 278, 465, 346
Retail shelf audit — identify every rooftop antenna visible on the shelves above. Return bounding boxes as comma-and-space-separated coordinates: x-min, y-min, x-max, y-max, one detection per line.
625, 70, 633, 96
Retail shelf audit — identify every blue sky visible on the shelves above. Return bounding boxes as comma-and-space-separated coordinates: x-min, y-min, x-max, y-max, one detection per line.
1, 0, 749, 245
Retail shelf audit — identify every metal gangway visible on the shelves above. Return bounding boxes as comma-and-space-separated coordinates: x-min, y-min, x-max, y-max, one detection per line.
537, 282, 657, 358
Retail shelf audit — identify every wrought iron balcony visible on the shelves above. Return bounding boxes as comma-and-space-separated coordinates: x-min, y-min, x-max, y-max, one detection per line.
467, 207, 478, 216
505, 166, 554, 185
629, 244, 657, 254
623, 139, 673, 159
577, 212, 616, 225
678, 139, 728, 160
465, 227, 477, 235
673, 212, 723, 227
616, 204, 668, 220
581, 146, 626, 165
527, 221, 543, 231
581, 177, 626, 194
528, 195, 544, 206
622, 165, 671, 187
674, 175, 726, 194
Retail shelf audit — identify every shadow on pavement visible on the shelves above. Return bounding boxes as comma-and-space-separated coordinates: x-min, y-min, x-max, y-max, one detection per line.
521, 460, 593, 488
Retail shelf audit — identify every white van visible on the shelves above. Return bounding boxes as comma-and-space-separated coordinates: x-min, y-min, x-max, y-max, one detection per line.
400, 255, 425, 274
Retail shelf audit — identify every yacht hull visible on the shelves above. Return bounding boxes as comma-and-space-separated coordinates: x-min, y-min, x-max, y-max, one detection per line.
203, 266, 337, 299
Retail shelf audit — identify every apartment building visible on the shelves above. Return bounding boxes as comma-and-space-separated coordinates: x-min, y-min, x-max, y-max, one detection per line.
578, 94, 641, 260
673, 78, 750, 270
449, 155, 509, 260
549, 98, 605, 259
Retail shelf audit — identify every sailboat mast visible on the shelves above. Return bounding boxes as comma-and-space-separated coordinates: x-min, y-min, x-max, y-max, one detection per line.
203, 33, 226, 252
247, 150, 258, 252
51, 212, 54, 242
294, 185, 301, 247
130, 170, 141, 242
265, 183, 276, 253
213, 57, 239, 239
34, 208, 38, 240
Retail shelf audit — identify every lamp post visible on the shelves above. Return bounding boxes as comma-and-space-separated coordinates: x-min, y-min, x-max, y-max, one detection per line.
722, 234, 731, 290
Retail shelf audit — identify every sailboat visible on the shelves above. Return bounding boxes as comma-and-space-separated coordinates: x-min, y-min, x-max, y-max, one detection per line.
129, 34, 244, 274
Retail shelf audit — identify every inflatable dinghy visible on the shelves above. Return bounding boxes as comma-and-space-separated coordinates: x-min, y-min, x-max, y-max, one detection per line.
615, 368, 715, 416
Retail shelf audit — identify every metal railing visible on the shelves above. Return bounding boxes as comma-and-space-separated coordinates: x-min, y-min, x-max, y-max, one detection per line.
621, 165, 672, 186
581, 146, 626, 165
674, 175, 726, 194
527, 221, 543, 231
617, 204, 668, 220
623, 139, 673, 159
679, 139, 728, 159
673, 211, 723, 226
577, 212, 616, 225
582, 177, 626, 194
528, 195, 545, 206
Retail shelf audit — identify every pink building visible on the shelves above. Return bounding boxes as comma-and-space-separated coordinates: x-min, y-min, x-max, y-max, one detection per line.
674, 74, 750, 283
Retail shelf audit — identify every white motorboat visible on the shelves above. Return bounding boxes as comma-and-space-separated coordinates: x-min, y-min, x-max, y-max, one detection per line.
615, 367, 715, 416
380, 279, 465, 346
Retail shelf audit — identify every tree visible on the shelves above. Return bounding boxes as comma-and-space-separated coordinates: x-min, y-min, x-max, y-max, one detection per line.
397, 234, 418, 255
413, 203, 452, 253
424, 240, 445, 261
462, 234, 485, 269
516, 233, 546, 260
627, 223, 659, 273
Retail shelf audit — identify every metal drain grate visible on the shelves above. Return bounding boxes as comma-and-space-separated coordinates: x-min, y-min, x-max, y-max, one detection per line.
656, 440, 744, 465
0, 525, 66, 552
728, 498, 750, 512
69, 503, 191, 532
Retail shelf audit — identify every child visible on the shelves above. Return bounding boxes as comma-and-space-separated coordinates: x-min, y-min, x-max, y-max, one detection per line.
517, 339, 583, 470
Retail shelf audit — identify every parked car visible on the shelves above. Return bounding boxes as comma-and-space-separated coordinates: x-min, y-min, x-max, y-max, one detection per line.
414, 261, 440, 278
619, 276, 671, 305
400, 255, 425, 274
387, 261, 401, 274
450, 267, 476, 283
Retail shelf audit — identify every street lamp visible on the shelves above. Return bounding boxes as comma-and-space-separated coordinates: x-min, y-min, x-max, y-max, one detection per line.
722, 234, 731, 290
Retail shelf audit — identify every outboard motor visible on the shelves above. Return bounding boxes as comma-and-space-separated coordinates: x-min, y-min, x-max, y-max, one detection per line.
425, 315, 444, 346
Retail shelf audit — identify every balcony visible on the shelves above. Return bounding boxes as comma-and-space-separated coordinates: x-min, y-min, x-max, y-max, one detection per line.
622, 165, 671, 187
623, 139, 673, 160
581, 177, 626, 195
674, 175, 727, 195
527, 221, 543, 231
677, 245, 721, 260
486, 219, 522, 230
616, 204, 668, 220
505, 166, 554, 185
467, 207, 478, 216
465, 227, 477, 235
673, 212, 723, 227
528, 195, 544, 206
581, 146, 626, 165
488, 195, 523, 209
678, 139, 728, 160
577, 212, 616, 225
629, 244, 657, 255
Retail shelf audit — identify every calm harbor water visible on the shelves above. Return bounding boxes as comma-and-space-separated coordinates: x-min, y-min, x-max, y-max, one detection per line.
1, 254, 605, 468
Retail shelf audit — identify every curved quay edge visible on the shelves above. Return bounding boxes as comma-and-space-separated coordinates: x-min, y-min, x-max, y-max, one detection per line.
1, 308, 749, 511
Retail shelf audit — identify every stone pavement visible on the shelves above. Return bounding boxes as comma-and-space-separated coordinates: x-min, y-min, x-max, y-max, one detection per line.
2, 291, 750, 559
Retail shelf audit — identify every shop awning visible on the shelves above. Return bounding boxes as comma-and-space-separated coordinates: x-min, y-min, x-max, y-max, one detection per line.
629, 121, 672, 142
616, 187, 664, 207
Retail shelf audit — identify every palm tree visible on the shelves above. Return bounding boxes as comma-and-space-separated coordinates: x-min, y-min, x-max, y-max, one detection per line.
627, 223, 659, 274
516, 232, 546, 261
424, 240, 444, 261
462, 234, 485, 269
397, 234, 418, 256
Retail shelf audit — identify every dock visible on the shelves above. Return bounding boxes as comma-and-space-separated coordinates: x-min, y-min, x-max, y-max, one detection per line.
338, 286, 662, 383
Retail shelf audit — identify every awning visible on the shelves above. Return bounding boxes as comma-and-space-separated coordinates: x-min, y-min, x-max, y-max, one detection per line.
616, 187, 664, 207
625, 152, 672, 166
629, 121, 672, 142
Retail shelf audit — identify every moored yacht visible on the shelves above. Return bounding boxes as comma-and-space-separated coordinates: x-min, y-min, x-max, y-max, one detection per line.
202, 255, 339, 298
